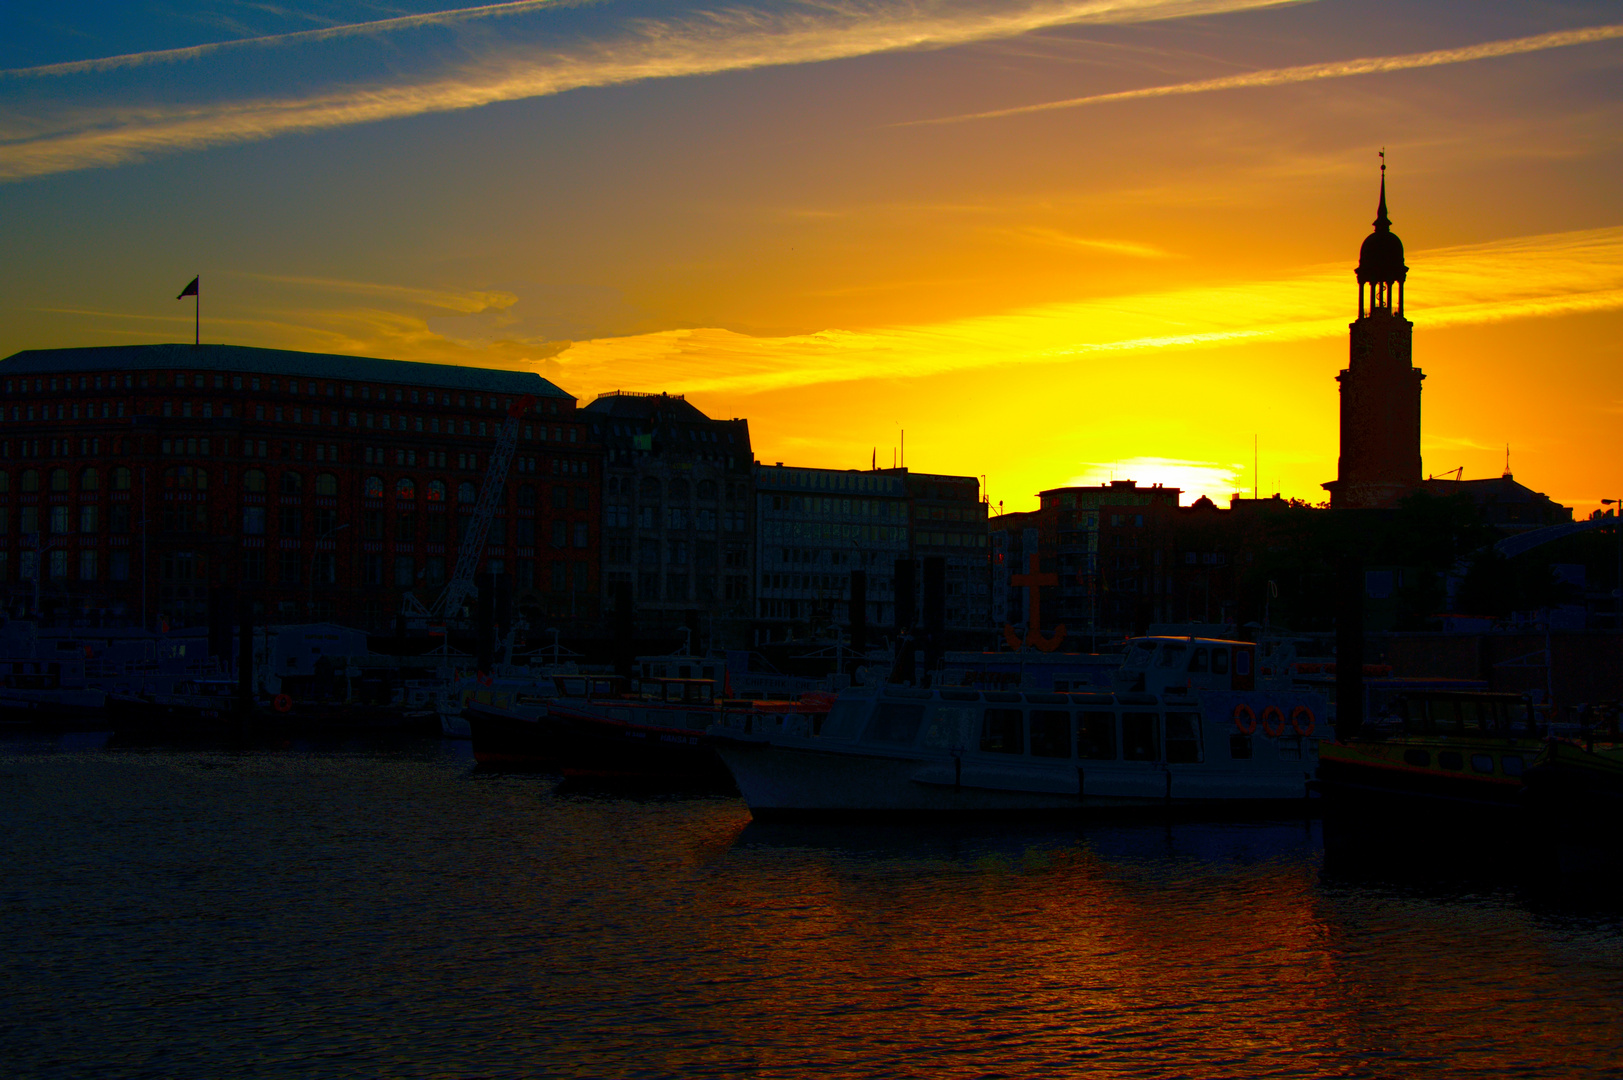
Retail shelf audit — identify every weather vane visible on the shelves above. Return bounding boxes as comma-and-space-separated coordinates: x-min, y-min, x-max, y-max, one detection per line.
1379, 147, 1386, 173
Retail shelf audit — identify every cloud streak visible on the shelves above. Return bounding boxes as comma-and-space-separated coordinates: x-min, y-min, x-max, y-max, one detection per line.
0, 0, 1301, 180
906, 23, 1623, 125
547, 226, 1623, 397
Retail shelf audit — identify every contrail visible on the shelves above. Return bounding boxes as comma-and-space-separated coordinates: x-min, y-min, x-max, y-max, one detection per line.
0, 0, 1305, 180
0, 0, 576, 78
904, 23, 1623, 125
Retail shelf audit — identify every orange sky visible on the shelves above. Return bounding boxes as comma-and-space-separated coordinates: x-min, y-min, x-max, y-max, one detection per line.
2, 0, 1619, 514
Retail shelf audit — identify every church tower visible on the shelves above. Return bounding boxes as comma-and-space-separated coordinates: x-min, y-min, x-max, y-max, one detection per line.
1324, 163, 1424, 509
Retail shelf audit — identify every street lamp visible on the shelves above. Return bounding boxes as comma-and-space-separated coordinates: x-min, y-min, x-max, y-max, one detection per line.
1603, 499, 1622, 628
310, 522, 350, 619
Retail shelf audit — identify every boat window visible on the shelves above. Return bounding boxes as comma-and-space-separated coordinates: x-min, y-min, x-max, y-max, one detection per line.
980, 709, 1024, 754
820, 699, 868, 740
864, 702, 926, 746
1211, 648, 1229, 675
1403, 748, 1431, 768
1500, 755, 1525, 777
1165, 712, 1203, 763
920, 706, 976, 750
1437, 750, 1464, 771
1458, 699, 1487, 731
1029, 710, 1070, 758
1470, 753, 1495, 774
1155, 645, 1187, 669
558, 678, 586, 696
665, 683, 685, 703
1229, 734, 1252, 759
693, 684, 713, 704
1188, 649, 1208, 673
1077, 712, 1116, 760
1122, 713, 1159, 761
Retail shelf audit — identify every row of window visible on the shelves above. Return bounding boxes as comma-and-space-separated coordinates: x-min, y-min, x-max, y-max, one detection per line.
856, 703, 1207, 764
604, 476, 743, 500
603, 505, 746, 531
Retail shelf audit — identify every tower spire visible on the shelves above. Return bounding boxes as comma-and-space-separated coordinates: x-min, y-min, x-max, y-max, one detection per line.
1374, 149, 1390, 231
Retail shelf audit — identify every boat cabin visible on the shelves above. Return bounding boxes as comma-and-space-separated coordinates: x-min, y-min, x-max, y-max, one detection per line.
634, 678, 717, 706
1114, 637, 1256, 695
1376, 690, 1536, 738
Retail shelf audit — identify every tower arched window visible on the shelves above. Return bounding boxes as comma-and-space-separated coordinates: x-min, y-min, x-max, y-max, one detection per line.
517, 485, 536, 508
0, 471, 8, 494
639, 476, 660, 498
396, 477, 415, 500
458, 482, 476, 504
50, 468, 69, 493
80, 468, 99, 491
364, 475, 384, 498
315, 473, 338, 496
282, 472, 302, 496
243, 470, 267, 494
427, 480, 446, 503
113, 467, 132, 492
20, 470, 39, 493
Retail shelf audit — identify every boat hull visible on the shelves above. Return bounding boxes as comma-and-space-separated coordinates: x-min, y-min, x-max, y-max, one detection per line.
714, 738, 1315, 818
467, 705, 732, 782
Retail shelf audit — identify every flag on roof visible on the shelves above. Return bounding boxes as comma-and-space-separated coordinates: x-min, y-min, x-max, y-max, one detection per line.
176, 276, 198, 299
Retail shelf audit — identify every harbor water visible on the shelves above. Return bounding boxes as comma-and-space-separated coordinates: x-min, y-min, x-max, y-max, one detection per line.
3, 732, 1622, 1078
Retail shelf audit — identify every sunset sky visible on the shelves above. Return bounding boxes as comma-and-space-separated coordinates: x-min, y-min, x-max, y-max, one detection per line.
2, 0, 1618, 515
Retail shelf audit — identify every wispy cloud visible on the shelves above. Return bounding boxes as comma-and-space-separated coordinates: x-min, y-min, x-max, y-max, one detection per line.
239, 273, 518, 314
0, 0, 1302, 180
547, 225, 1623, 396
905, 23, 1623, 125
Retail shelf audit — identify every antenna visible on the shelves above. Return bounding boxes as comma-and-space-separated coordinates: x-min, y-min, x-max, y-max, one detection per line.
1254, 434, 1259, 502
1503, 443, 1512, 479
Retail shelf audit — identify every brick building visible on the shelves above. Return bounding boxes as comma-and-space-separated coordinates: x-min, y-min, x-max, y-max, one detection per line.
0, 344, 598, 630
583, 391, 754, 640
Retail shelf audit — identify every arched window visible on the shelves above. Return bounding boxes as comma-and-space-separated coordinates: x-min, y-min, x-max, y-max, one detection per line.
364, 475, 384, 498
427, 480, 446, 503
80, 468, 99, 491
20, 470, 39, 493
282, 472, 302, 496
315, 473, 338, 496
395, 477, 415, 500
0, 472, 8, 494
243, 469, 267, 494
113, 467, 132, 491
639, 476, 660, 497
668, 478, 689, 499
50, 468, 69, 493
696, 479, 717, 500
517, 485, 536, 508
458, 482, 476, 504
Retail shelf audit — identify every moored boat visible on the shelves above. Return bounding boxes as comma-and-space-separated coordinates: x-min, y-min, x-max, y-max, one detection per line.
710, 636, 1329, 818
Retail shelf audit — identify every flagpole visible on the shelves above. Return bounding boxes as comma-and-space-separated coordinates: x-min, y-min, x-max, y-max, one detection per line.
195, 281, 199, 347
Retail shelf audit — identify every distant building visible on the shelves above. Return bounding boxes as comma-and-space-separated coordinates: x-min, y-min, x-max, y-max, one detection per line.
1422, 474, 1572, 532
1324, 166, 1425, 510
583, 392, 754, 640
896, 470, 991, 635
753, 464, 910, 642
0, 343, 595, 630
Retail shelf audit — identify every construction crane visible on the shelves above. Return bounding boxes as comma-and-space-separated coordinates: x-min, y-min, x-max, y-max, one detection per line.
1427, 466, 1464, 483
403, 393, 535, 625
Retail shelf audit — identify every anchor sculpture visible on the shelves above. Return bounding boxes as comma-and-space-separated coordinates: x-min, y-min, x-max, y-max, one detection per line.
1003, 553, 1066, 652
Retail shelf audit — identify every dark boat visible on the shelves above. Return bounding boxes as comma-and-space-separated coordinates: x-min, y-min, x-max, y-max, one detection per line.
1318, 689, 1541, 818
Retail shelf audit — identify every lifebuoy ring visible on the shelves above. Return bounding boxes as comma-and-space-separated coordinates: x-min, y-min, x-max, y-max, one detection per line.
1261, 705, 1287, 738
1290, 705, 1316, 736
476, 671, 494, 687
1231, 703, 1257, 735
273, 693, 292, 713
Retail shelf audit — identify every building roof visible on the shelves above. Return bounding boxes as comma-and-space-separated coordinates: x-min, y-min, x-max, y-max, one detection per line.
0, 343, 569, 398
1357, 171, 1407, 284
581, 391, 717, 423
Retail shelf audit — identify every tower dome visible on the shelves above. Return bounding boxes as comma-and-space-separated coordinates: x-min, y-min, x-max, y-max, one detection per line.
1357, 171, 1407, 284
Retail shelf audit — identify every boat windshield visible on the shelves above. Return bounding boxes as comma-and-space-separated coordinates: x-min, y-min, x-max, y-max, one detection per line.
1155, 644, 1188, 669
1122, 641, 1158, 672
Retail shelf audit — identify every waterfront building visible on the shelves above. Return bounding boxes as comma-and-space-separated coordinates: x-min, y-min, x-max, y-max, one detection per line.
583, 392, 754, 640
753, 464, 910, 642
1421, 473, 1572, 533
0, 344, 598, 629
897, 470, 991, 635
1324, 166, 1425, 509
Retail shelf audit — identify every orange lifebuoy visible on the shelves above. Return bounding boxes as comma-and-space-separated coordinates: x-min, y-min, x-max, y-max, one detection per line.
273, 693, 292, 713
1231, 703, 1258, 735
1261, 705, 1287, 737
1290, 705, 1316, 736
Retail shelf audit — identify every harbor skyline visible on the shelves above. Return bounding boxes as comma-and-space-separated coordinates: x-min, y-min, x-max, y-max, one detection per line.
2, 0, 1620, 515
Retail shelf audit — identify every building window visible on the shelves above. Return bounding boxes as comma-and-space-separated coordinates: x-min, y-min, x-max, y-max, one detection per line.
395, 477, 415, 500
279, 508, 301, 537
365, 475, 384, 498
278, 551, 301, 585
458, 482, 476, 504
80, 468, 98, 491
79, 505, 97, 533
49, 550, 68, 580
425, 557, 446, 586
316, 473, 338, 496
552, 521, 567, 548
427, 479, 445, 503
244, 470, 267, 494
573, 523, 589, 548
395, 556, 415, 587
49, 505, 69, 535
110, 551, 131, 582
50, 468, 68, 493
78, 550, 97, 581
243, 507, 266, 535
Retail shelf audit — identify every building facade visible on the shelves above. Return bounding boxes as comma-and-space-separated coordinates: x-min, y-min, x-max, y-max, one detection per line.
584, 392, 754, 639
0, 344, 598, 630
898, 470, 990, 636
754, 464, 910, 642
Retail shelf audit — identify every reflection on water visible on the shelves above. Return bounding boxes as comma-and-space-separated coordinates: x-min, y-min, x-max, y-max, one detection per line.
3, 733, 1621, 1078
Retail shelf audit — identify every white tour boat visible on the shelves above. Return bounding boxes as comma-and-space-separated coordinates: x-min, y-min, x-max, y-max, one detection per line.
710, 636, 1330, 817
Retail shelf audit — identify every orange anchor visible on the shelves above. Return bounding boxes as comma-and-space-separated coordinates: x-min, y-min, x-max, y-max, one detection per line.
1003, 553, 1066, 652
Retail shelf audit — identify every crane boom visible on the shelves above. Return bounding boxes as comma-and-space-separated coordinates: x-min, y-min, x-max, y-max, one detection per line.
433, 394, 534, 619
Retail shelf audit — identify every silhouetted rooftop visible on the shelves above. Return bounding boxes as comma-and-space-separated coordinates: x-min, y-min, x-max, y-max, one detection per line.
1357, 173, 1408, 284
